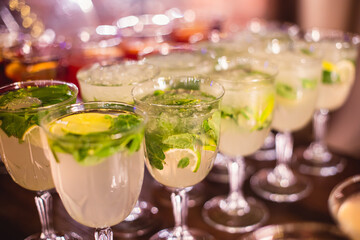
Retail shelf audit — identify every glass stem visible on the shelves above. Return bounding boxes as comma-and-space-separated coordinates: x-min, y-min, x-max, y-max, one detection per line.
171, 188, 189, 237
223, 156, 249, 214
313, 109, 329, 147
35, 190, 56, 238
271, 132, 296, 187
95, 227, 113, 240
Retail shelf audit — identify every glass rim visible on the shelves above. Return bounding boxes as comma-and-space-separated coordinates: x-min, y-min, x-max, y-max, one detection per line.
40, 101, 147, 142
304, 27, 360, 45
132, 75, 225, 109
329, 174, 360, 200
140, 44, 216, 68
212, 56, 278, 84
76, 59, 160, 86
0, 80, 78, 114
242, 221, 347, 240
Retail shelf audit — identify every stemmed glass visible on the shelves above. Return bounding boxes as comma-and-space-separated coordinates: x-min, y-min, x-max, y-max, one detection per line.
132, 76, 224, 240
76, 60, 161, 238
0, 80, 80, 240
329, 175, 360, 240
251, 50, 322, 202
296, 29, 360, 177
142, 46, 216, 207
40, 101, 147, 240
202, 57, 277, 233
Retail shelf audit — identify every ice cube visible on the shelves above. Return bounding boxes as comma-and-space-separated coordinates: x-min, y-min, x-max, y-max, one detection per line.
4, 96, 42, 110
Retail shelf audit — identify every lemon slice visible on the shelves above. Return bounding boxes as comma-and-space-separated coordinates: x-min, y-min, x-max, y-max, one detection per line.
49, 112, 114, 136
22, 125, 43, 147
322, 60, 336, 72
336, 60, 355, 84
164, 148, 200, 172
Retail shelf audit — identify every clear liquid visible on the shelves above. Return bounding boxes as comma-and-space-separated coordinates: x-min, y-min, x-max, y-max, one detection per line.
49, 149, 144, 228
0, 127, 54, 191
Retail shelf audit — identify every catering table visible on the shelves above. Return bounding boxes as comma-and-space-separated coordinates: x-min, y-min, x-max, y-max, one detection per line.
0, 126, 358, 240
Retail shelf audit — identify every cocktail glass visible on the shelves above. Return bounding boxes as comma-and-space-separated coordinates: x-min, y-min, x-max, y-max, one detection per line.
132, 76, 224, 240
251, 50, 322, 202
0, 80, 80, 239
142, 46, 216, 207
296, 29, 360, 177
76, 60, 160, 238
244, 18, 300, 162
202, 57, 277, 233
329, 175, 360, 240
41, 101, 147, 240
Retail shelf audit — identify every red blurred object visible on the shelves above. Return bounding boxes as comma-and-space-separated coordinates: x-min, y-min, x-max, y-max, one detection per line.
65, 26, 124, 92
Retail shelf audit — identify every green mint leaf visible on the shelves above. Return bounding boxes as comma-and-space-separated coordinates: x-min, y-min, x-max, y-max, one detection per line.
300, 48, 313, 56
177, 157, 189, 168
145, 133, 165, 170
302, 78, 317, 89
163, 133, 196, 149
154, 90, 164, 96
276, 83, 297, 100
322, 70, 340, 84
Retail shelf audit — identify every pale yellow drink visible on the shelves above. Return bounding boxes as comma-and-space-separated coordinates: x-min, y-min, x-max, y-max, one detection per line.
0, 81, 77, 191
315, 41, 357, 111
43, 108, 146, 229
49, 145, 143, 228
270, 51, 321, 132
337, 193, 360, 240
211, 62, 276, 157
0, 126, 53, 191
77, 61, 159, 102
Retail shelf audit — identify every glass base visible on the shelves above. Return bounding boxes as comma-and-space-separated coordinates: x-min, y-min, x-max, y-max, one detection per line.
24, 231, 82, 240
202, 196, 268, 233
250, 169, 312, 202
153, 183, 206, 208
295, 146, 346, 177
150, 227, 215, 240
113, 200, 160, 238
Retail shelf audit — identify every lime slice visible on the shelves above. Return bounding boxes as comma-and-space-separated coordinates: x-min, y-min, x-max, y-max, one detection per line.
50, 112, 114, 136
336, 60, 355, 83
164, 148, 200, 172
22, 125, 43, 147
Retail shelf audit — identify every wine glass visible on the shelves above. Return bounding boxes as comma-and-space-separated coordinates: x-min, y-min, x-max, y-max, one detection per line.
202, 57, 277, 233
132, 76, 224, 240
0, 80, 81, 240
250, 49, 322, 202
76, 60, 161, 238
329, 175, 360, 240
40, 101, 147, 240
142, 46, 216, 207
295, 29, 360, 177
